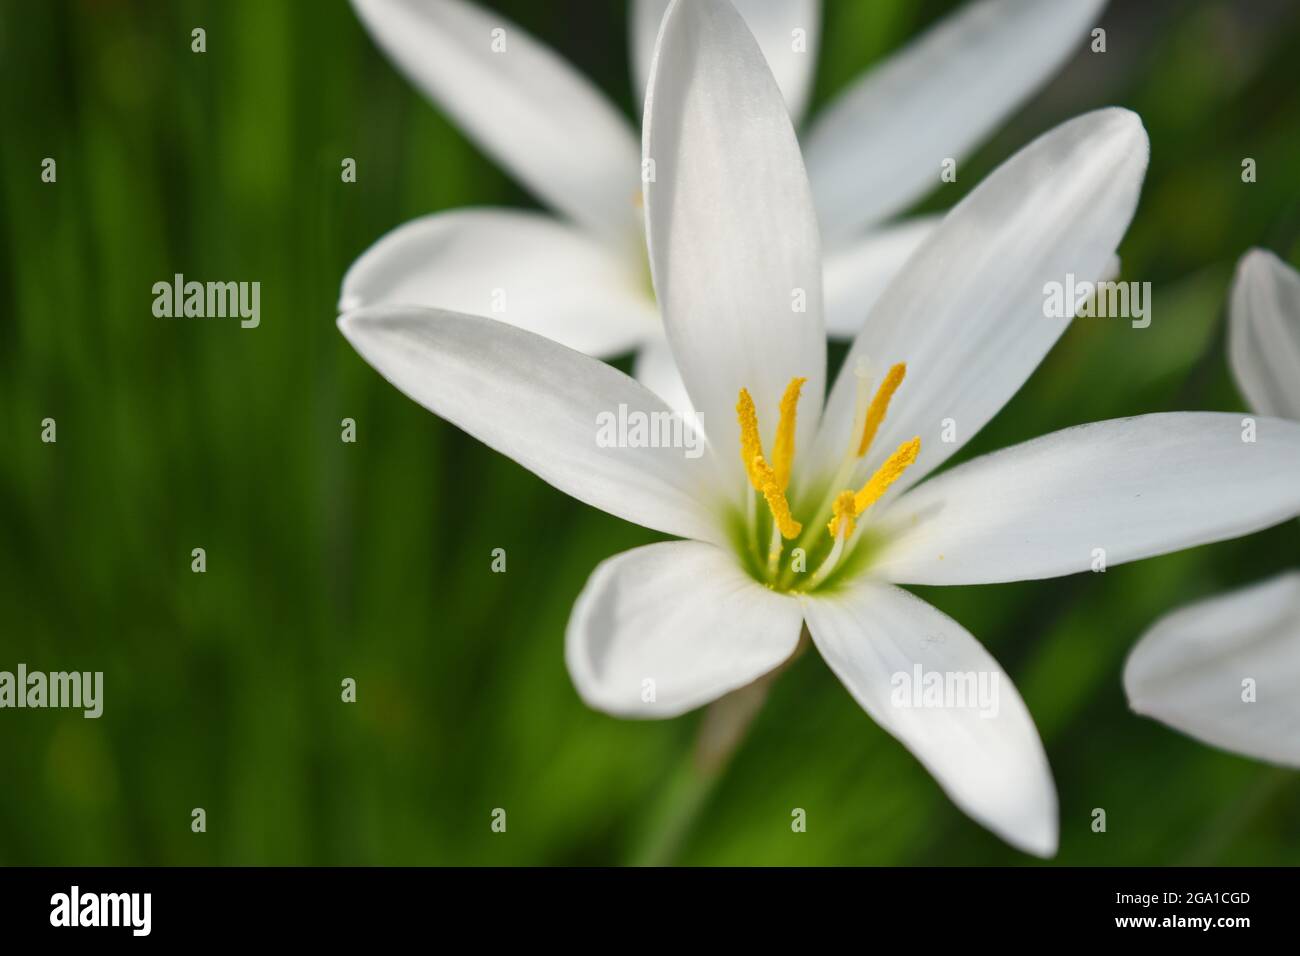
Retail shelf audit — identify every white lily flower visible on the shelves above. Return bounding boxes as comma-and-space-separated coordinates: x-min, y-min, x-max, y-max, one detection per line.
1125, 249, 1300, 767
340, 1, 1300, 858
339, 0, 1300, 855
343, 0, 1107, 412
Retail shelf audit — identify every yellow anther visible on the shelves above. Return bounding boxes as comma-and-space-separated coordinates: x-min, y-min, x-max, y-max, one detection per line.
827, 490, 858, 539
771, 377, 807, 491
752, 454, 802, 539
737, 381, 808, 540
856, 363, 907, 457
736, 388, 767, 492
853, 437, 921, 516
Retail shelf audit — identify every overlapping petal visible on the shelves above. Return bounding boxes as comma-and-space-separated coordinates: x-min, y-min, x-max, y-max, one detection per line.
644, 0, 826, 491
801, 581, 1057, 857
822, 217, 939, 337
567, 541, 804, 717
875, 413, 1300, 586
350, 0, 642, 243
804, 0, 1107, 240
632, 0, 821, 124
813, 109, 1148, 496
1228, 248, 1300, 421
338, 306, 726, 544
633, 333, 697, 418
339, 209, 657, 357
1124, 571, 1300, 767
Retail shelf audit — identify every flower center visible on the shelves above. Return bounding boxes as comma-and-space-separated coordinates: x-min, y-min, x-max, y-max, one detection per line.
733, 363, 920, 592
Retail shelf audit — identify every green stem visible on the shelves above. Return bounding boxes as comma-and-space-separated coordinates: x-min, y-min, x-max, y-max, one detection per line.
627, 757, 723, 867
628, 632, 810, 866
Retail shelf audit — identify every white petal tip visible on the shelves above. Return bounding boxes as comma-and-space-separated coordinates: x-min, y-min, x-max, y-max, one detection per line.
336, 307, 398, 350
1023, 833, 1059, 859
1120, 655, 1147, 713
336, 310, 361, 337
1002, 800, 1059, 859
1238, 246, 1281, 278
1097, 106, 1149, 150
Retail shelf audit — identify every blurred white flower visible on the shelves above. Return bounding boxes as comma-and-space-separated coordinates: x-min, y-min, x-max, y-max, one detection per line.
1125, 249, 1300, 767
339, 1, 1300, 854
342, 0, 1107, 413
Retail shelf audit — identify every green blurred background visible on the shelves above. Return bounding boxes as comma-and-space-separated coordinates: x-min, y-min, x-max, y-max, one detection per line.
1, 0, 1298, 865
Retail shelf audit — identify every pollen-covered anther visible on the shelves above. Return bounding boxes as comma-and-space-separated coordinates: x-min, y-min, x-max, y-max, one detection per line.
735, 379, 807, 540
771, 377, 806, 490
736, 388, 766, 491
857, 362, 906, 458
827, 490, 858, 538
753, 455, 802, 539
852, 436, 921, 517
823, 436, 922, 541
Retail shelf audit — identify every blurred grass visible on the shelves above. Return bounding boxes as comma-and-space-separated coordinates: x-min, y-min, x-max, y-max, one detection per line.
1, 0, 1298, 865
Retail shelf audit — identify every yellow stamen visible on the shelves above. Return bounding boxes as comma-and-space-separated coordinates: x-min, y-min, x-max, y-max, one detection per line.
736, 382, 807, 540
752, 454, 802, 539
827, 490, 858, 538
853, 437, 921, 516
771, 377, 806, 491
736, 388, 766, 492
856, 362, 907, 457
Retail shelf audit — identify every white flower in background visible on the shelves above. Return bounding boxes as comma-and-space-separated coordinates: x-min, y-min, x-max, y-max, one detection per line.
342, 0, 1107, 413
1125, 249, 1300, 767
339, 1, 1300, 854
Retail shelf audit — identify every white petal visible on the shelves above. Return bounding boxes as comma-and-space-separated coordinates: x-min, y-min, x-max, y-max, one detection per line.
633, 333, 696, 419
644, 0, 825, 491
339, 208, 657, 357
812, 109, 1148, 494
822, 217, 939, 337
804, 0, 1107, 240
1228, 248, 1300, 420
877, 413, 1300, 586
350, 0, 641, 243
801, 581, 1056, 856
567, 541, 803, 717
1125, 571, 1300, 767
338, 306, 725, 544
631, 0, 821, 124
